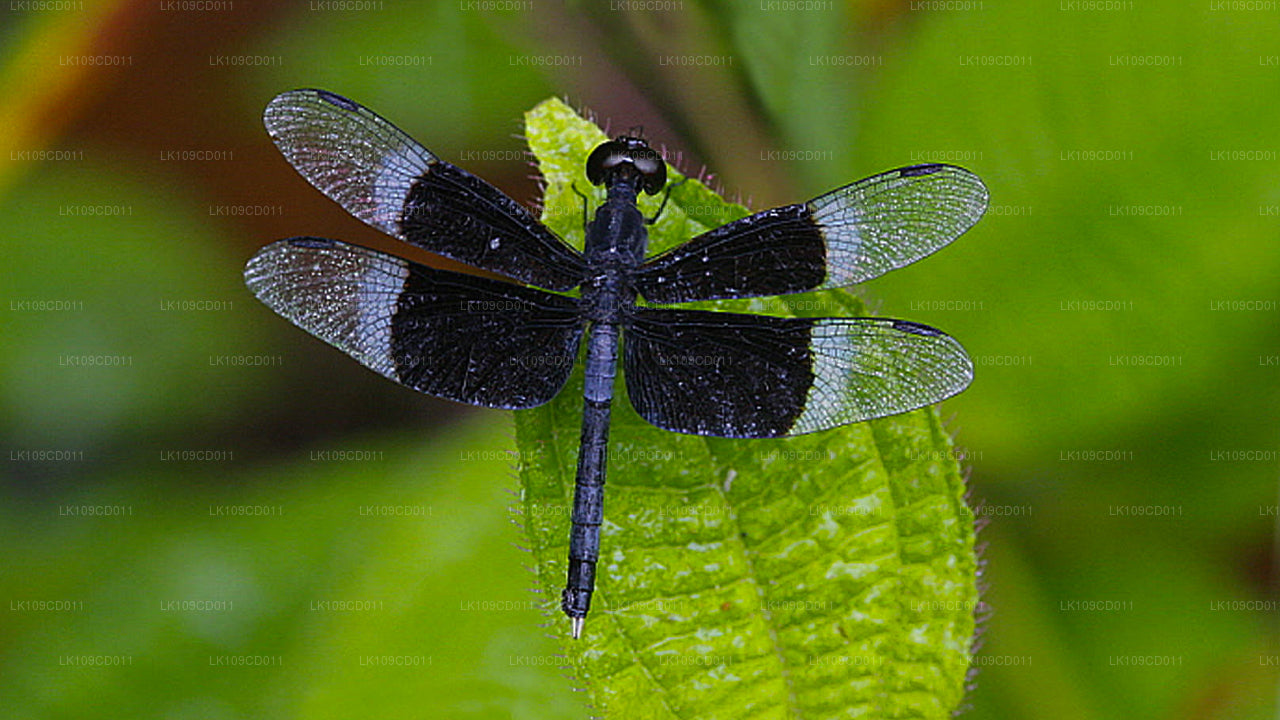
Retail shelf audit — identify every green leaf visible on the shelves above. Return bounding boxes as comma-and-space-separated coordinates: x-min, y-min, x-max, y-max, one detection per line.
515, 98, 977, 719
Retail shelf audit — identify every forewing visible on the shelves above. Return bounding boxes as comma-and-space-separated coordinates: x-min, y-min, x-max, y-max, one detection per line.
245, 237, 584, 409
263, 89, 586, 291
624, 307, 972, 438
635, 164, 987, 302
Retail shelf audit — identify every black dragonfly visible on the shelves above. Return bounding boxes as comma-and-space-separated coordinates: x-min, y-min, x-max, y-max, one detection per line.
245, 89, 988, 639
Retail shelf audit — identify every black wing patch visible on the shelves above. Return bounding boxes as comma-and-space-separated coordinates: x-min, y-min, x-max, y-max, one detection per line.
263, 89, 586, 291
245, 237, 584, 409
623, 307, 972, 438
634, 164, 987, 303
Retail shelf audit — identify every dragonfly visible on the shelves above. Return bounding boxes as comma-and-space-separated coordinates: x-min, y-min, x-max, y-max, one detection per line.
245, 89, 988, 639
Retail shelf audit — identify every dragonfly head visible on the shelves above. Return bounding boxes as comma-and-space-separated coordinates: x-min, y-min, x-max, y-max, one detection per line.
586, 136, 666, 195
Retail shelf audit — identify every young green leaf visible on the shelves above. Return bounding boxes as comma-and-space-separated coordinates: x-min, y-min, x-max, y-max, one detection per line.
516, 98, 978, 719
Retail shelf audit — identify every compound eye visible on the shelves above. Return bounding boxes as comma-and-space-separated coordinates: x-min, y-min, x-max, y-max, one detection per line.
586, 141, 626, 186
633, 153, 667, 195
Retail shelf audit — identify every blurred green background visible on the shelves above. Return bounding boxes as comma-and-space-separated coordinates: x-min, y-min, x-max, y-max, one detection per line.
1, 1, 1277, 718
